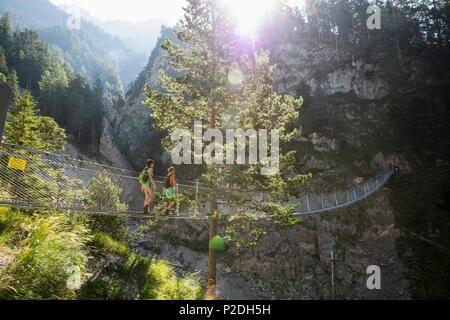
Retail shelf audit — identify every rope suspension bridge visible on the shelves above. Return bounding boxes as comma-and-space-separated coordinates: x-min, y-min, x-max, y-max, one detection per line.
0, 143, 394, 220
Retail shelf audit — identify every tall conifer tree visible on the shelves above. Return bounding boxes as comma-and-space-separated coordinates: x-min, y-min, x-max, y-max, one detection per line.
144, 0, 310, 289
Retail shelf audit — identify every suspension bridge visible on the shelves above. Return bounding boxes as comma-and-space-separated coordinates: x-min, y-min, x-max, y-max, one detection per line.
0, 143, 394, 219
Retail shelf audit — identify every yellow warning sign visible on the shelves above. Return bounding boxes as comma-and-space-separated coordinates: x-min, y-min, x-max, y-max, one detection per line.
8, 157, 27, 171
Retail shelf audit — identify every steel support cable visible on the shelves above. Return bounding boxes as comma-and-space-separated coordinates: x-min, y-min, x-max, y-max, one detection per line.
392, 168, 450, 186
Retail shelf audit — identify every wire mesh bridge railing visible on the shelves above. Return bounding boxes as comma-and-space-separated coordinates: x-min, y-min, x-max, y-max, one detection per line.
291, 170, 393, 215
0, 143, 210, 218
0, 143, 394, 219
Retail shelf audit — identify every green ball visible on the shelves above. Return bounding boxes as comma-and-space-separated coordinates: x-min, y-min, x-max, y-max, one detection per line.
209, 235, 226, 251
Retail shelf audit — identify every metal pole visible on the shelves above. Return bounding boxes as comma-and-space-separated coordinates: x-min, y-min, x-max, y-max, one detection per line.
331, 251, 335, 300
0, 83, 12, 141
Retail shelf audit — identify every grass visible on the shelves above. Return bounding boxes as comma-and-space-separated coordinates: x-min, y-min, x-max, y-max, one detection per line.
91, 231, 130, 257
0, 207, 91, 299
82, 231, 202, 300
0, 207, 202, 300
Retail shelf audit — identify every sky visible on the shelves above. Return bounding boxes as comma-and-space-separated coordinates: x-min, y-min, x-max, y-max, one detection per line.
49, 0, 187, 24
49, 0, 306, 27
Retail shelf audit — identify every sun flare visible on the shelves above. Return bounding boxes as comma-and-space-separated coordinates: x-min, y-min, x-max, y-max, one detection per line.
222, 0, 277, 36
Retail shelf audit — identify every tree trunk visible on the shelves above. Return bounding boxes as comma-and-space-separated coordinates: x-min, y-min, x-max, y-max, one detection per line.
207, 107, 218, 288
392, 4, 402, 60
432, 0, 443, 54
335, 30, 339, 64
207, 4, 218, 290
207, 193, 217, 288
78, 123, 81, 143
91, 125, 96, 153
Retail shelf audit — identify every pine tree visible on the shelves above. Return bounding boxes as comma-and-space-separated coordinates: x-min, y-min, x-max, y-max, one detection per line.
4, 90, 41, 148
90, 73, 104, 153
0, 12, 13, 57
37, 116, 67, 151
144, 0, 310, 289
4, 89, 66, 151
6, 70, 18, 99
38, 57, 69, 116
0, 46, 7, 76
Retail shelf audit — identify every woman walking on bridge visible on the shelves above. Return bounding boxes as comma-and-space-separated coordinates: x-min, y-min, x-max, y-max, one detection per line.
140, 159, 156, 214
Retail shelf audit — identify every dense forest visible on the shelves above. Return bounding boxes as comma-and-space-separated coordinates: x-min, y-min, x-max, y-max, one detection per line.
0, 12, 104, 153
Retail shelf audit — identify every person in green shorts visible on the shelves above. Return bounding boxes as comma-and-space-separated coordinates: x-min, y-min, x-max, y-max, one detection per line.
163, 167, 177, 215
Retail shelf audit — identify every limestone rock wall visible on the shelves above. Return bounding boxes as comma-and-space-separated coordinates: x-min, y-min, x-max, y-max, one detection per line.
163, 187, 410, 300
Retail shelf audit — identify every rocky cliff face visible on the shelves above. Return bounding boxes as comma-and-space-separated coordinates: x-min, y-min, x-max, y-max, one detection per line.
273, 42, 390, 100
105, 27, 178, 173
157, 186, 409, 299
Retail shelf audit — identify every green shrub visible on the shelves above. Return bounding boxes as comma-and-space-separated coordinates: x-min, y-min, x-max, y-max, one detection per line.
77, 276, 128, 300
84, 172, 128, 212
86, 214, 129, 243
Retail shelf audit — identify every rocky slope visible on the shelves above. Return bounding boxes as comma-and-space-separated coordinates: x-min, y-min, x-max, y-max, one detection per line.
150, 186, 409, 300
105, 27, 179, 173
127, 218, 271, 300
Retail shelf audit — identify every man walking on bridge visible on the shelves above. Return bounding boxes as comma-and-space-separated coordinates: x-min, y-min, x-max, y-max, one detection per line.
140, 159, 156, 214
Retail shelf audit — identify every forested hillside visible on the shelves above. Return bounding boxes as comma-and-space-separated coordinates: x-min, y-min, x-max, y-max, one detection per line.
0, 12, 104, 153
0, 0, 147, 92
57, 3, 161, 56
